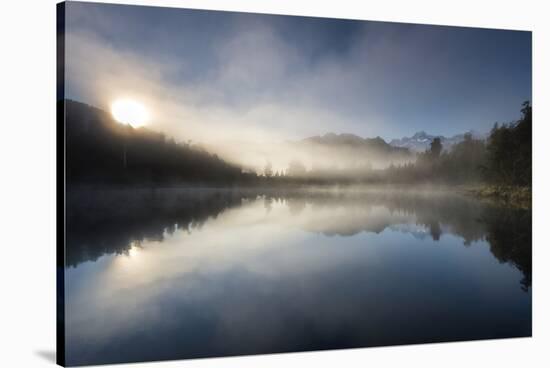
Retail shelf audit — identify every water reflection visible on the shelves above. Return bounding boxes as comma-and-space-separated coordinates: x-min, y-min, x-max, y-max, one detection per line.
64, 188, 531, 366
66, 188, 244, 266
67, 188, 531, 288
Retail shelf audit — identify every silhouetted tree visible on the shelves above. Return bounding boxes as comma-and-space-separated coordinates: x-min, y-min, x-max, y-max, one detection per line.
485, 101, 532, 186
430, 137, 443, 159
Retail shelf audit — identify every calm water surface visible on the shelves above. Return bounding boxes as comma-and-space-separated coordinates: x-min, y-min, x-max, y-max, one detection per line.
64, 188, 531, 366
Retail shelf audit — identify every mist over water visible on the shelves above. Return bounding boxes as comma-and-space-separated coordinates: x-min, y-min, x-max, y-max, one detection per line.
64, 187, 531, 366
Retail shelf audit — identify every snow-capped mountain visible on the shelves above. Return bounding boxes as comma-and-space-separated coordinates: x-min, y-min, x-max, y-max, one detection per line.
389, 130, 487, 153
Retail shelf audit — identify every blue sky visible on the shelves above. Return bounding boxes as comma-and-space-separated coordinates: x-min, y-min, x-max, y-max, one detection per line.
65, 1, 531, 142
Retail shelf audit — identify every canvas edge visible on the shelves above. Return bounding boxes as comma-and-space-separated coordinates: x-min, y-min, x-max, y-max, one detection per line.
56, 1, 66, 367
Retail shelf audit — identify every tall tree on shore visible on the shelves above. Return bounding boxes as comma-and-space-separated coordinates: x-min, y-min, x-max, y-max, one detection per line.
430, 137, 443, 159
486, 101, 531, 186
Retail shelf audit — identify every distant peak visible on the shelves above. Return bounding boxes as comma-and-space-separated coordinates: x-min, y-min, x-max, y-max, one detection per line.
323, 132, 338, 139
412, 131, 429, 138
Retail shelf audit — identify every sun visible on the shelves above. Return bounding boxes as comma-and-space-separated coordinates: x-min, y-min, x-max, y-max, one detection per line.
111, 98, 149, 128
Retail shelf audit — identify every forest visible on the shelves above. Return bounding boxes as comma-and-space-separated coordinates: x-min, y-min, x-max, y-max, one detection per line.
380, 101, 532, 187
63, 100, 254, 185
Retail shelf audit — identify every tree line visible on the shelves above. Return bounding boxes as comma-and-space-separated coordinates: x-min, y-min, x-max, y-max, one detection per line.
371, 101, 532, 188
64, 99, 531, 189
253, 101, 531, 189
64, 100, 256, 186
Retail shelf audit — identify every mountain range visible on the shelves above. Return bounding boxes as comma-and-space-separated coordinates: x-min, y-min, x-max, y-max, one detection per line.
296, 133, 412, 169
300, 129, 488, 159
389, 130, 488, 153
301, 133, 409, 156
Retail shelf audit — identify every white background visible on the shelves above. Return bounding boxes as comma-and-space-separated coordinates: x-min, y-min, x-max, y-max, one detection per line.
0, 0, 548, 367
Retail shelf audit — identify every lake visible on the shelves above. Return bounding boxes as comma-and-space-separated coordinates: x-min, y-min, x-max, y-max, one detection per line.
63, 187, 531, 366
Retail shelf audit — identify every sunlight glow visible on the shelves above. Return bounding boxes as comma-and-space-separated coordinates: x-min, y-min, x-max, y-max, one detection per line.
128, 247, 139, 258
111, 98, 149, 127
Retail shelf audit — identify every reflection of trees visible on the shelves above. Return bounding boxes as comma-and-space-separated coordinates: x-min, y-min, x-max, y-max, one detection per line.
66, 188, 246, 267
265, 190, 488, 243
428, 221, 441, 241
481, 206, 532, 290
287, 197, 307, 216
66, 188, 531, 290
263, 189, 531, 289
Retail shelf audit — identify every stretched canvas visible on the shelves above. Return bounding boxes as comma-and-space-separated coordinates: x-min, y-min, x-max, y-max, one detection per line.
57, 1, 532, 366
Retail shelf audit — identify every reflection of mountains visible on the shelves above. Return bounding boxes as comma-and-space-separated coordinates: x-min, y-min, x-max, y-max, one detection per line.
66, 188, 531, 289
281, 190, 531, 290
282, 191, 484, 242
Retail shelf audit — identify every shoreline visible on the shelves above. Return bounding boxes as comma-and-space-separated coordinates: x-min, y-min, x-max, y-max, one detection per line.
458, 184, 531, 209
66, 182, 532, 209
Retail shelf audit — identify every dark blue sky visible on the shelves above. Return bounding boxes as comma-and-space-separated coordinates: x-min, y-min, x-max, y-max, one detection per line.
65, 1, 531, 140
